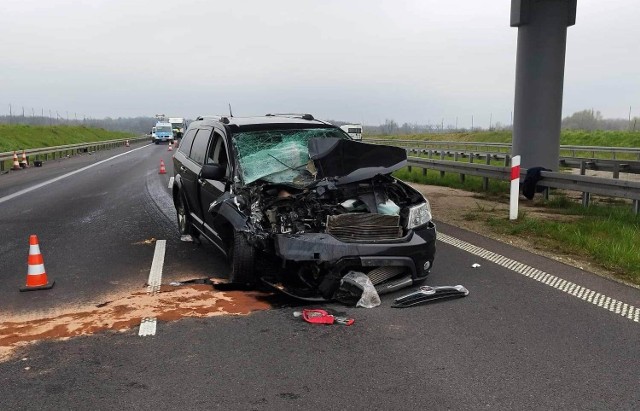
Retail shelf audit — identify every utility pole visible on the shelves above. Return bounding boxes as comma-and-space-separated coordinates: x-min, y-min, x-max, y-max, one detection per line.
471, 115, 474, 131
9, 104, 12, 124
490, 113, 493, 130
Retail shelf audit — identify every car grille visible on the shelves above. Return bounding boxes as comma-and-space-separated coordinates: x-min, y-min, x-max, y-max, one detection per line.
326, 213, 403, 242
367, 266, 406, 285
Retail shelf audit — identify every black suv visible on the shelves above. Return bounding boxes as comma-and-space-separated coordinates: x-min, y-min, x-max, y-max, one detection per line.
172, 114, 436, 301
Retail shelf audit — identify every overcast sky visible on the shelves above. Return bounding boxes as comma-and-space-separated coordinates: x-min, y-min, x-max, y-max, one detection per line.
1, 0, 638, 127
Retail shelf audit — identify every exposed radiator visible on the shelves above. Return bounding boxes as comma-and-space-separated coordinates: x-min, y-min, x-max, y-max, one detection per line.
326, 213, 403, 242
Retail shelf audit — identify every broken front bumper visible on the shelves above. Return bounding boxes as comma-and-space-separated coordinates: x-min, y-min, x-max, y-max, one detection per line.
273, 221, 437, 282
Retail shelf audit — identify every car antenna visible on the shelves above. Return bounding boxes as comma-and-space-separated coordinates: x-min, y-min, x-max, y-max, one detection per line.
228, 103, 233, 118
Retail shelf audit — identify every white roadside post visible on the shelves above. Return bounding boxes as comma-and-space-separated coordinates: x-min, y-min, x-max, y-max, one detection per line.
510, 155, 521, 220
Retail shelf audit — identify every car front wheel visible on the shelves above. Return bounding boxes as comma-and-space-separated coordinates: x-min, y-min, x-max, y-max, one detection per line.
229, 231, 256, 285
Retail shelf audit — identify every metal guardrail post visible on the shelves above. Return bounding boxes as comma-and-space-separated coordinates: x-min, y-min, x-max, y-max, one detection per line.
613, 163, 620, 179
582, 192, 591, 208
580, 161, 586, 176
483, 154, 491, 190
456, 152, 465, 183
504, 155, 510, 167
440, 151, 445, 178
634, 200, 639, 215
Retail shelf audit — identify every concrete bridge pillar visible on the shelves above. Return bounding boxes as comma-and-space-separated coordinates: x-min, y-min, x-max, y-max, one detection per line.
511, 0, 577, 170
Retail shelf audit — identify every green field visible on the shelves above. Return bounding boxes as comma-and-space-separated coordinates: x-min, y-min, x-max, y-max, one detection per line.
0, 124, 135, 152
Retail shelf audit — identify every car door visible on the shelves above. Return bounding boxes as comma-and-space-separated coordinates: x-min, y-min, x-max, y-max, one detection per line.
199, 128, 231, 251
180, 127, 213, 229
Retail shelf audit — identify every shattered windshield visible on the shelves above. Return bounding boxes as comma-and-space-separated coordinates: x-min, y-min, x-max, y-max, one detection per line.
233, 128, 346, 185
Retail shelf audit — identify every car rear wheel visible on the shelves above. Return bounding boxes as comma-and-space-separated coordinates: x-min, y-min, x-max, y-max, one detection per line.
176, 193, 196, 236
229, 232, 256, 285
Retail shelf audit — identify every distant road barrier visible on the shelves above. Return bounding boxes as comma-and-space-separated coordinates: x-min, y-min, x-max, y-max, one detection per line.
406, 156, 640, 215
0, 136, 148, 172
400, 146, 640, 176
366, 138, 640, 161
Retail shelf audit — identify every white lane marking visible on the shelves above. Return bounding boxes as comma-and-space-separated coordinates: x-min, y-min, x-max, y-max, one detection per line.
139, 239, 166, 337
138, 318, 157, 337
0, 144, 152, 205
146, 240, 166, 294
168, 176, 174, 189
438, 232, 640, 324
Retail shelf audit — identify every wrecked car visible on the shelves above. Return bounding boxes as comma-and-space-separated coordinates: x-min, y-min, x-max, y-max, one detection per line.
172, 114, 436, 301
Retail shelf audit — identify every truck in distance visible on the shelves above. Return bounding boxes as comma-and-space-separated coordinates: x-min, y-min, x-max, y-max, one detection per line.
340, 124, 363, 141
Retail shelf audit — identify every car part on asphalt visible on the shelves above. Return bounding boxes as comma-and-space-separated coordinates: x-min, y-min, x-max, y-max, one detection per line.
296, 309, 355, 326
333, 271, 381, 308
391, 285, 469, 308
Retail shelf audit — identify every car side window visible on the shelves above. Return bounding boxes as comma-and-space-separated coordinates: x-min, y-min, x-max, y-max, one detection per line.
206, 132, 228, 167
189, 128, 212, 166
179, 128, 197, 155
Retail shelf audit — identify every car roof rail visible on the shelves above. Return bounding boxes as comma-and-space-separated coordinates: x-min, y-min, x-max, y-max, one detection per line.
195, 115, 230, 123
265, 113, 315, 121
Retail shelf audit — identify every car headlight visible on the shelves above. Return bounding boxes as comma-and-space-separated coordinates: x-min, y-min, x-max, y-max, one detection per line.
406, 201, 432, 230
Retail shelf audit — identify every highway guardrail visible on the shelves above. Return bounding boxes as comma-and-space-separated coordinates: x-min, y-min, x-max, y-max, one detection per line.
406, 156, 640, 214
0, 136, 148, 172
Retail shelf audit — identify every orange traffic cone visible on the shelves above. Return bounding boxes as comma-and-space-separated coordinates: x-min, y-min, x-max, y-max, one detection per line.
20, 150, 29, 168
159, 159, 167, 174
20, 235, 55, 292
125, 140, 130, 147
11, 151, 22, 170
168, 142, 173, 151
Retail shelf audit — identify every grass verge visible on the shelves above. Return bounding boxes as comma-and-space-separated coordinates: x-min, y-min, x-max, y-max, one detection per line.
0, 124, 135, 152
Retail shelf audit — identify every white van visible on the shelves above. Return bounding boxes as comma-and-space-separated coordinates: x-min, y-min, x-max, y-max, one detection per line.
340, 124, 363, 141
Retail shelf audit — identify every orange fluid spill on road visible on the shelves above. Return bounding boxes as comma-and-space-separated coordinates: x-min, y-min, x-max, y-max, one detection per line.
0, 284, 272, 361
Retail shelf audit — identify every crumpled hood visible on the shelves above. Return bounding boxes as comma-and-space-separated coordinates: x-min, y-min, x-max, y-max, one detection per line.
308, 138, 407, 184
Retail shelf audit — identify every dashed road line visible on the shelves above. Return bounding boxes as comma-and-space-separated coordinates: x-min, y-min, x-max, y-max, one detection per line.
168, 176, 174, 189
139, 239, 166, 337
438, 232, 640, 323
146, 239, 166, 294
139, 318, 157, 336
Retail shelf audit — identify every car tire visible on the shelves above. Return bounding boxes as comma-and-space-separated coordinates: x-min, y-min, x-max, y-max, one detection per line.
155, 141, 159, 145
229, 231, 256, 285
176, 192, 196, 236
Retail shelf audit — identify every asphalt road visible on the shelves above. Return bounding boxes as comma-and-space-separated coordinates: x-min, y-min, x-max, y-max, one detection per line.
0, 143, 638, 410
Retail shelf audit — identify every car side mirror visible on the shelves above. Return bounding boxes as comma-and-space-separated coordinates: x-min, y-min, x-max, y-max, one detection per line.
201, 163, 226, 180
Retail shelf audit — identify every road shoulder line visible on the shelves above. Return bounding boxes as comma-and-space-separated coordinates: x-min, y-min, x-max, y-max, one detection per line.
438, 232, 640, 323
